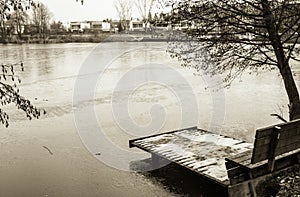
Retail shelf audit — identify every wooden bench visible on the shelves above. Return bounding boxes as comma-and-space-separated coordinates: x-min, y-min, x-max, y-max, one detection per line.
225, 119, 300, 185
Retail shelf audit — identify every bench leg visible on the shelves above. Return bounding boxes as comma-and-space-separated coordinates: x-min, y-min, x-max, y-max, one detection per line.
248, 181, 257, 197
248, 173, 257, 197
152, 153, 160, 169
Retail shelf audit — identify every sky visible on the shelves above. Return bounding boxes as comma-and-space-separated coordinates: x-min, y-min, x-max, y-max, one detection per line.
38, 0, 120, 23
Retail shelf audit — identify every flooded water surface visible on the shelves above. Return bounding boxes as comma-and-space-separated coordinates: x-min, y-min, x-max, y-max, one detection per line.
0, 42, 298, 196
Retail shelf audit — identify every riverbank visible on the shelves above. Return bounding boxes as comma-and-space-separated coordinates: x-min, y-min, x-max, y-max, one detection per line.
1, 32, 170, 44
255, 164, 300, 196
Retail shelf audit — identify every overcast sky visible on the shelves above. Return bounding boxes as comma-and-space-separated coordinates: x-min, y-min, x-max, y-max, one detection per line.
38, 0, 120, 23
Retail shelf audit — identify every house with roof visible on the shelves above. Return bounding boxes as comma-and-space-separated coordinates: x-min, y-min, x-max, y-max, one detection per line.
69, 21, 90, 33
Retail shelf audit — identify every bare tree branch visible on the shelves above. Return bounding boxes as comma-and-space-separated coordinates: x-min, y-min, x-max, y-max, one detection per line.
166, 0, 300, 120
114, 0, 133, 30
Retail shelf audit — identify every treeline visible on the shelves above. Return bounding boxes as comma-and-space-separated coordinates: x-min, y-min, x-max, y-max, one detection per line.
1, 2, 51, 43
0, 2, 108, 44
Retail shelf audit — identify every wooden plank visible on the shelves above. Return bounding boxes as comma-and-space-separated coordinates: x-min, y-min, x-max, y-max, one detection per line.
276, 143, 300, 156
131, 142, 154, 153
252, 126, 280, 164
277, 133, 300, 148
230, 173, 249, 185
251, 127, 300, 164
183, 160, 197, 166
253, 136, 271, 148
129, 126, 198, 147
255, 128, 273, 139
249, 151, 300, 179
278, 127, 300, 138
177, 158, 195, 165
280, 120, 300, 131
274, 155, 294, 171
163, 152, 177, 158
226, 150, 252, 164
233, 154, 252, 164
173, 156, 188, 162
255, 119, 300, 139
248, 149, 300, 170
139, 142, 154, 148
226, 166, 247, 179
156, 147, 172, 154
198, 167, 209, 173
238, 157, 252, 166
197, 162, 218, 169
253, 142, 300, 164
168, 155, 181, 160
135, 142, 155, 149
251, 148, 270, 164
226, 150, 251, 161
187, 162, 200, 168
231, 142, 253, 150
193, 161, 218, 170
254, 129, 300, 150
157, 150, 173, 155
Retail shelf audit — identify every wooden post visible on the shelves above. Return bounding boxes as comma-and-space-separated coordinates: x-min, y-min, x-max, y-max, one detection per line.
248, 172, 257, 197
152, 153, 160, 169
267, 126, 281, 172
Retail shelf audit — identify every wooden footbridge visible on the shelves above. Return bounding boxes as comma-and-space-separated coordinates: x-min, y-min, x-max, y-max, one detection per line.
129, 119, 300, 196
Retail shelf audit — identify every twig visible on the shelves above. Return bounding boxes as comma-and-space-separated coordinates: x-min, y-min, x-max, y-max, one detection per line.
42, 146, 53, 155
271, 114, 287, 123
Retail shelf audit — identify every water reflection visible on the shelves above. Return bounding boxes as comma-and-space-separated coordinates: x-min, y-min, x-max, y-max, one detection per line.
0, 43, 299, 143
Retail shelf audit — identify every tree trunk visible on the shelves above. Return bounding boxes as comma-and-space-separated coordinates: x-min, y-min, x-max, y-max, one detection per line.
0, 21, 7, 43
261, 0, 300, 120
0, 29, 7, 43
279, 62, 300, 120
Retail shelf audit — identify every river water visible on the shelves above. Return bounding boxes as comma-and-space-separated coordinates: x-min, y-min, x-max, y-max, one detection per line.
0, 42, 299, 196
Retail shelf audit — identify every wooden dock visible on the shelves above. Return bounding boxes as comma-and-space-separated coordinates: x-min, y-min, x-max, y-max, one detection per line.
129, 127, 253, 186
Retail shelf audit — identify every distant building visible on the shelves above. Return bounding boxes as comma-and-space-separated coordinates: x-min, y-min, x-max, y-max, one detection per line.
69, 20, 117, 33
129, 20, 143, 31
154, 22, 172, 31
68, 19, 172, 33
110, 20, 120, 33
89, 21, 102, 32
102, 22, 111, 32
70, 21, 90, 33
129, 19, 151, 31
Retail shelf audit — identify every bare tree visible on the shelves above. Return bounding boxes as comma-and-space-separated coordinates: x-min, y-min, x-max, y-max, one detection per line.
134, 0, 155, 22
10, 8, 29, 39
114, 0, 133, 30
31, 2, 51, 42
0, 1, 10, 43
50, 20, 65, 35
167, 0, 300, 121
